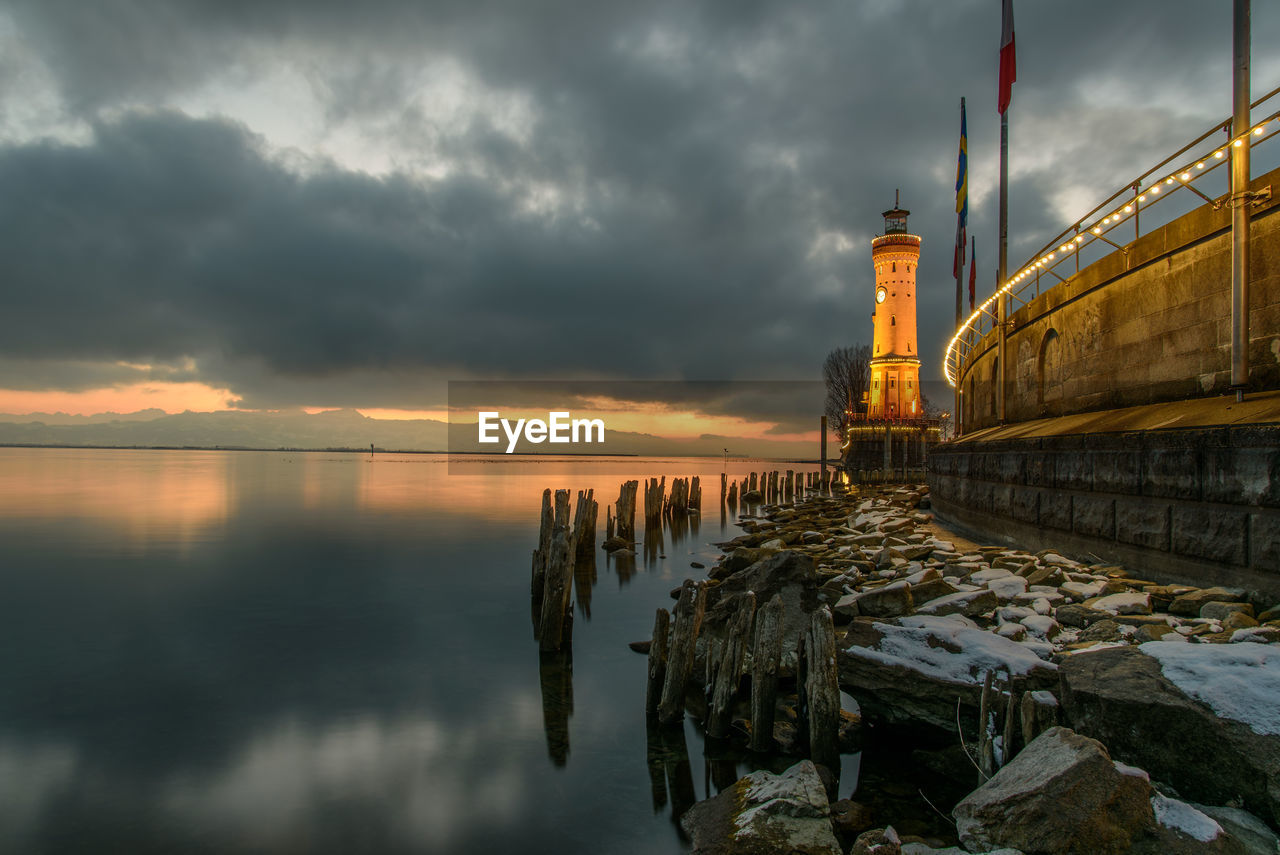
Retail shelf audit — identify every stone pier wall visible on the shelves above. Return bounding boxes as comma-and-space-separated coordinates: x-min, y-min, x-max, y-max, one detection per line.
927, 424, 1280, 600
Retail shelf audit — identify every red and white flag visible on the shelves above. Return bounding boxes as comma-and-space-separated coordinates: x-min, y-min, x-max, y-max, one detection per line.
998, 0, 1016, 114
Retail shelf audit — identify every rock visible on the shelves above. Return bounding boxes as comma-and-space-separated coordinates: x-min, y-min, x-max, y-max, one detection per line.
1079, 619, 1124, 643
1134, 624, 1178, 643
1055, 603, 1111, 628
1026, 566, 1067, 588
1059, 644, 1280, 826
910, 577, 960, 604
851, 826, 901, 855
1020, 614, 1061, 640
1021, 690, 1058, 746
953, 727, 1155, 854
830, 799, 874, 839
915, 588, 998, 618
997, 623, 1028, 641
628, 640, 651, 654
1202, 602, 1255, 621
1192, 802, 1280, 855
741, 489, 764, 503
1259, 606, 1280, 623
838, 581, 914, 619
1169, 587, 1248, 617
601, 535, 631, 552
1224, 612, 1260, 632
1139, 793, 1254, 854
839, 615, 1058, 731
1085, 592, 1153, 615
679, 760, 841, 854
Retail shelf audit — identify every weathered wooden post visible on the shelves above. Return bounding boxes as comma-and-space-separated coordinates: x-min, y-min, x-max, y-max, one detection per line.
572, 489, 597, 564
658, 580, 705, 725
706, 592, 756, 739
690, 476, 701, 511
616, 480, 638, 542
820, 415, 828, 484
537, 490, 576, 652
645, 608, 671, 715
531, 488, 553, 634
806, 607, 840, 771
749, 594, 783, 752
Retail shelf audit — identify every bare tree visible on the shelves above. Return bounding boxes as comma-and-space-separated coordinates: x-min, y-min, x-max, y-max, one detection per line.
822, 345, 871, 440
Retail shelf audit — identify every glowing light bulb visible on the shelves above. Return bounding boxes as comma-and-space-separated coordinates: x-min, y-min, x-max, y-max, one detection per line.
1196, 162, 1205, 169
1093, 227, 1102, 234
1166, 178, 1175, 185
1181, 172, 1191, 181
1234, 139, 1243, 147
1151, 185, 1160, 194
1215, 150, 1225, 159
1124, 205, 1133, 213
1255, 126, 1265, 136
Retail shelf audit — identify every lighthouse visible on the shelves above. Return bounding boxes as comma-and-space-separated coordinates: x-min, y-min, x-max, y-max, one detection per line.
867, 194, 923, 419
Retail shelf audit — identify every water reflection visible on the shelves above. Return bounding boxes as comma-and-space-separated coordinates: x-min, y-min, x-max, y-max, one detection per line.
0, 449, 831, 853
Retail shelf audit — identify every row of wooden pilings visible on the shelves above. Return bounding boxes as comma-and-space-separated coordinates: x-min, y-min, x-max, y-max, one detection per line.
720, 468, 837, 506
644, 582, 842, 771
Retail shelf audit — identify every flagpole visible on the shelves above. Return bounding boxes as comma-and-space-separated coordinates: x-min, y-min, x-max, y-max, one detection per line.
998, 107, 1008, 425
954, 97, 966, 439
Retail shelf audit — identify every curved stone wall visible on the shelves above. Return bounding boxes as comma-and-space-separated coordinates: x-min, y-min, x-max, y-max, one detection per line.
958, 166, 1280, 432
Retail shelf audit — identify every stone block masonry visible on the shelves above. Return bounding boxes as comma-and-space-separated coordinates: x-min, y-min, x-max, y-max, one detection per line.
928, 423, 1280, 600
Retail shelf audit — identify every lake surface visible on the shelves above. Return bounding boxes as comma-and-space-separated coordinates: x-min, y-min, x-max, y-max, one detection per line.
0, 447, 875, 854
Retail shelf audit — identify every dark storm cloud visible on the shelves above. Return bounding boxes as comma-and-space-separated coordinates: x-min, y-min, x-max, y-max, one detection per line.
1, 0, 1275, 413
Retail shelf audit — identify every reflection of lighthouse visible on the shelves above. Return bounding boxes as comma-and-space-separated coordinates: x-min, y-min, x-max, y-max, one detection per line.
868, 193, 923, 419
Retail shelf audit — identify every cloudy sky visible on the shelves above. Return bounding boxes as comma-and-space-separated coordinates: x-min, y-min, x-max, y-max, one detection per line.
1, 0, 1277, 423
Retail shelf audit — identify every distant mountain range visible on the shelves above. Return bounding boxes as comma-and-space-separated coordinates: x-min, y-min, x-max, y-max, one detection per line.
0, 408, 827, 459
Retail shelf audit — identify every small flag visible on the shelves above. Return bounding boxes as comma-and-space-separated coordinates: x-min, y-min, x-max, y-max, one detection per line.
968, 235, 977, 311
953, 99, 968, 279
998, 0, 1016, 115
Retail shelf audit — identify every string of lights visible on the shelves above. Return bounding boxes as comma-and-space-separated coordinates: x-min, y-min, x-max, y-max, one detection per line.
944, 97, 1280, 388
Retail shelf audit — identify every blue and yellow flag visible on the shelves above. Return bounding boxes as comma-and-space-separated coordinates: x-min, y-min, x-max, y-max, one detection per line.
953, 98, 968, 279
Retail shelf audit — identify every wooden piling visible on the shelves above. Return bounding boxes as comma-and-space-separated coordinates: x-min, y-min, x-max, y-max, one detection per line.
572, 489, 597, 564
658, 580, 705, 725
749, 594, 783, 752
645, 608, 671, 716
706, 592, 756, 740
805, 606, 840, 771
537, 489, 576, 652
616, 480, 638, 542
531, 488, 553, 635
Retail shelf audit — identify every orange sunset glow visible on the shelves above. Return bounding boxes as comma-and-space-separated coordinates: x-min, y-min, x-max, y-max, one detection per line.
0, 382, 239, 416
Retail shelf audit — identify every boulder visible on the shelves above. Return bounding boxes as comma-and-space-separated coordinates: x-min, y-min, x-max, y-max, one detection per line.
836, 581, 914, 619
839, 615, 1058, 731
1055, 603, 1111, 628
915, 588, 998, 618
850, 826, 901, 855
1058, 643, 1280, 826
679, 760, 841, 854
1169, 587, 1248, 617
911, 577, 960, 604
953, 727, 1155, 854
1202, 602, 1255, 621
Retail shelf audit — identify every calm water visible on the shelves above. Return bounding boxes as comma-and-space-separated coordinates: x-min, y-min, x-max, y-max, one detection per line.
0, 447, 865, 854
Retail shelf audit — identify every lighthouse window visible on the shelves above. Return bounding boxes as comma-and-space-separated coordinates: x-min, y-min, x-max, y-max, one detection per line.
890, 378, 896, 388
892, 262, 896, 273
891, 316, 896, 326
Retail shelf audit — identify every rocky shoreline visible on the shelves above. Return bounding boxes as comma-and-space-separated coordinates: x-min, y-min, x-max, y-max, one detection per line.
646, 482, 1280, 855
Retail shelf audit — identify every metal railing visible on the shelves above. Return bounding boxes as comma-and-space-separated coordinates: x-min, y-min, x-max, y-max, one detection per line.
944, 84, 1280, 388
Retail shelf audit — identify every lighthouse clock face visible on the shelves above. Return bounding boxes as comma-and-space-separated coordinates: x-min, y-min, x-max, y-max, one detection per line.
876, 286, 887, 304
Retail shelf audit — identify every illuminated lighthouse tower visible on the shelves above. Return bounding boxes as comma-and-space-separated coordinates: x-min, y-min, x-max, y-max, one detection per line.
868, 195, 923, 419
